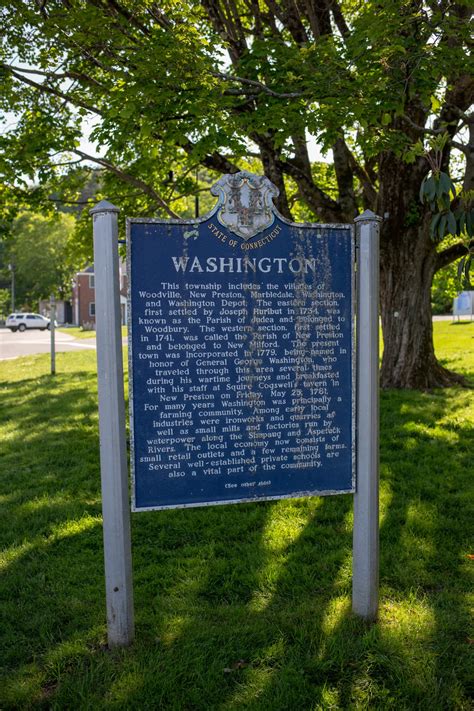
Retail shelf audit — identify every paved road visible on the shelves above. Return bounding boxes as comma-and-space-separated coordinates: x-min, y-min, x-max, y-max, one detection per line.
0, 328, 98, 361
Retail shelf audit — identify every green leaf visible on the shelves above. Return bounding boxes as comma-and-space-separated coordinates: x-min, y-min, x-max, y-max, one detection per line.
464, 255, 472, 288
438, 172, 456, 200
141, 123, 153, 138
447, 211, 457, 235
437, 172, 450, 197
466, 211, 473, 237
421, 176, 436, 203
437, 193, 451, 211
464, 254, 471, 276
419, 177, 427, 203
430, 213, 440, 238
437, 213, 447, 240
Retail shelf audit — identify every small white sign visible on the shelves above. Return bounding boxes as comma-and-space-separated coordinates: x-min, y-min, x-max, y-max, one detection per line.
453, 291, 474, 319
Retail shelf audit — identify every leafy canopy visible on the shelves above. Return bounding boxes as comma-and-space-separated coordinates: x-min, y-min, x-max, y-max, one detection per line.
0, 1, 472, 387
0, 0, 472, 289
5, 211, 78, 309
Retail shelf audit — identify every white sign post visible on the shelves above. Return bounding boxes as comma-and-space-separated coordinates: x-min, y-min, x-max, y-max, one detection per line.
453, 291, 474, 321
352, 210, 381, 621
91, 200, 134, 647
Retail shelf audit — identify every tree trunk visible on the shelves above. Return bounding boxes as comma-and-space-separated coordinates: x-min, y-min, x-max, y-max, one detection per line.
377, 156, 466, 389
379, 227, 465, 389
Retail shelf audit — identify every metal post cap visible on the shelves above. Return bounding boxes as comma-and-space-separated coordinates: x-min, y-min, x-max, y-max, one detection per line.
354, 209, 382, 223
89, 200, 120, 215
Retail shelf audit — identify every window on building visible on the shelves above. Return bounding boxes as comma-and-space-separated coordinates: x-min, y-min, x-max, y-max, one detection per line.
89, 274, 95, 289
89, 302, 96, 317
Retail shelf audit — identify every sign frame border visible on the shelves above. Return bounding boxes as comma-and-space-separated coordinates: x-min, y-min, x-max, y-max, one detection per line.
126, 209, 356, 512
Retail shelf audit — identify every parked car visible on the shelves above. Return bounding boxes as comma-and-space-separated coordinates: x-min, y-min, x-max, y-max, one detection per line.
6, 313, 56, 332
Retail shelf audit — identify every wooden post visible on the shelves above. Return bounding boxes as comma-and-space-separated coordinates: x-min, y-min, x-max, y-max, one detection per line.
90, 200, 134, 647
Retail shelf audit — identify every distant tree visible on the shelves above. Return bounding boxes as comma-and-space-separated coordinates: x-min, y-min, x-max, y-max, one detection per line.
6, 212, 78, 309
0, 1, 472, 387
431, 261, 460, 315
0, 288, 10, 318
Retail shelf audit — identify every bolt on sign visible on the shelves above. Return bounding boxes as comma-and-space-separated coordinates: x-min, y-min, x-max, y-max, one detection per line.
127, 172, 355, 510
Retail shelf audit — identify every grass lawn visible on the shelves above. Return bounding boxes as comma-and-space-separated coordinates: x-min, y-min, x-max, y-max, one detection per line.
58, 326, 128, 339
0, 322, 473, 709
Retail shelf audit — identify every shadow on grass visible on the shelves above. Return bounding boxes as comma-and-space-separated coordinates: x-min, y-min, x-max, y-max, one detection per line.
1, 368, 473, 708
0, 369, 109, 706
378, 388, 473, 708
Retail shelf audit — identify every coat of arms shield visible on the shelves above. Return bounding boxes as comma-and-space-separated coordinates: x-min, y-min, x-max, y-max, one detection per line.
211, 172, 279, 241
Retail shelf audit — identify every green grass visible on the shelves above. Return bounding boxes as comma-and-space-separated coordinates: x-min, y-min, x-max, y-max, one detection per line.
58, 326, 97, 338
58, 326, 127, 339
0, 322, 473, 709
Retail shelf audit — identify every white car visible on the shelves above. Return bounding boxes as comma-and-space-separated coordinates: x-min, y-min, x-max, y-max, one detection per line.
6, 313, 54, 332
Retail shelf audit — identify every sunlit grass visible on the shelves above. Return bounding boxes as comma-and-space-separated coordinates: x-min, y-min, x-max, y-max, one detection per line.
58, 325, 127, 339
0, 323, 473, 708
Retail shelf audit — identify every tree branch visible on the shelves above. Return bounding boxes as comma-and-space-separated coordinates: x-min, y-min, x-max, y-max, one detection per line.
435, 239, 474, 272
2, 63, 105, 88
263, 0, 308, 44
277, 157, 343, 222
345, 149, 378, 209
400, 114, 456, 136
48, 192, 144, 206
104, 0, 151, 36
211, 70, 305, 99
445, 105, 474, 124
1, 62, 104, 117
331, 1, 350, 39
85, 0, 145, 43
201, 0, 248, 64
147, 3, 173, 30
73, 149, 180, 218
181, 139, 241, 175
435, 74, 474, 172
332, 137, 357, 218
451, 140, 469, 155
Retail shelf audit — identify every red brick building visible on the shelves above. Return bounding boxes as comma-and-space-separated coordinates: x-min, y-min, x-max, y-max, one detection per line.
72, 261, 128, 327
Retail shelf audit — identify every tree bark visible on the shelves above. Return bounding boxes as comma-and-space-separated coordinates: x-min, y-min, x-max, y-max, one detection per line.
379, 228, 465, 389
377, 155, 467, 389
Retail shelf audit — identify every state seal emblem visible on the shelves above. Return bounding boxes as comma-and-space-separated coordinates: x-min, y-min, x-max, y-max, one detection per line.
211, 171, 279, 241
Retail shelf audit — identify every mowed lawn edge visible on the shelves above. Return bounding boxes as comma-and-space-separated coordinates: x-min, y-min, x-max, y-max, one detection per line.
0, 321, 473, 709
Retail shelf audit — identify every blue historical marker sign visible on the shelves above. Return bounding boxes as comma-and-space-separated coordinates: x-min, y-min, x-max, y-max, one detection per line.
128, 172, 355, 511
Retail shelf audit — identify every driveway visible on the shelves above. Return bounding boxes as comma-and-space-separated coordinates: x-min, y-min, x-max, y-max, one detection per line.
0, 328, 98, 361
